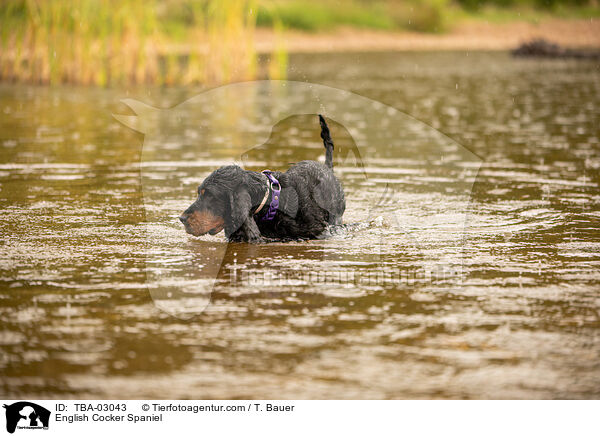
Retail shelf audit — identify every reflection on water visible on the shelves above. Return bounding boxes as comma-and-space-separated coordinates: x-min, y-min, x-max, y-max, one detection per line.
1, 52, 599, 399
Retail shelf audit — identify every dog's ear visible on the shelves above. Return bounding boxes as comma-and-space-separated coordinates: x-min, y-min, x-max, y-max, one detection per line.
280, 187, 298, 218
225, 187, 252, 237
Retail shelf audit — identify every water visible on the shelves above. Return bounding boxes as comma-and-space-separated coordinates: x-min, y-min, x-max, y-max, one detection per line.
1, 52, 599, 399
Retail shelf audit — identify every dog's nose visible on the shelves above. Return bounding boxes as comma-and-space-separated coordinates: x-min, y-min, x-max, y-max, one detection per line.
179, 215, 188, 224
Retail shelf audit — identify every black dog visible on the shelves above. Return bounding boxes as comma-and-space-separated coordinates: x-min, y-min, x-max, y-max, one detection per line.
180, 115, 345, 242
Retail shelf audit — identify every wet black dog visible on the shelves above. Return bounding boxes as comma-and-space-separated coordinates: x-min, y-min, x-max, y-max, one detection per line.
180, 115, 345, 242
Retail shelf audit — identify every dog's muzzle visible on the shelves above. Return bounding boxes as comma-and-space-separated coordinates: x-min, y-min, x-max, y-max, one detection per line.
179, 210, 225, 236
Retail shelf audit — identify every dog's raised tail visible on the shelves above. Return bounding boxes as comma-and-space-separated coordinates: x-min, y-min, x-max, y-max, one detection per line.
319, 114, 334, 169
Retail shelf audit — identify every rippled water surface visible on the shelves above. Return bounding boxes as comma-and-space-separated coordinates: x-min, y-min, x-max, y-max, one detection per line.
1, 52, 599, 399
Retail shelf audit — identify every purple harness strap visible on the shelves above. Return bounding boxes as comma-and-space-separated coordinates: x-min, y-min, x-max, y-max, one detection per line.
261, 170, 280, 221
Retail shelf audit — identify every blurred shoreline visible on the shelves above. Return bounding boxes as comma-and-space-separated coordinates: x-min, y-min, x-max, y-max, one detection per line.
2, 2, 598, 87
254, 18, 600, 53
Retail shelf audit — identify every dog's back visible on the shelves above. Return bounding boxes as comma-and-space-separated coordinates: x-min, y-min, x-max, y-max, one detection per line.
261, 116, 345, 238
285, 160, 345, 225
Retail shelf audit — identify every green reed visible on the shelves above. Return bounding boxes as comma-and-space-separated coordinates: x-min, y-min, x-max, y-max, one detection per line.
0, 0, 284, 86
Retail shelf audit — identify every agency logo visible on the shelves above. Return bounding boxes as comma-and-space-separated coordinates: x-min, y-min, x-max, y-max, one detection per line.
3, 402, 50, 434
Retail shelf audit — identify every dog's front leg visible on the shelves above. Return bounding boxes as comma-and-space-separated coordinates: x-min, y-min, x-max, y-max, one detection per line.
228, 217, 264, 243
226, 188, 264, 243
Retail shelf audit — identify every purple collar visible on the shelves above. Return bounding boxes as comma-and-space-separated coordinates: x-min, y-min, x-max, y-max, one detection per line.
254, 170, 280, 221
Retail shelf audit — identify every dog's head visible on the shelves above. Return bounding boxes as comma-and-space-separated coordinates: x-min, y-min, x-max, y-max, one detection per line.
179, 168, 232, 236
180, 165, 250, 237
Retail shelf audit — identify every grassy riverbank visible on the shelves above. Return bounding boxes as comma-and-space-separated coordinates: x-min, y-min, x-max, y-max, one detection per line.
253, 16, 600, 53
255, 0, 600, 33
0, 0, 598, 86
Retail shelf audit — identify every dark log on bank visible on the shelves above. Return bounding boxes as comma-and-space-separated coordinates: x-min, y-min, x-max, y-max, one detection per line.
512, 39, 600, 60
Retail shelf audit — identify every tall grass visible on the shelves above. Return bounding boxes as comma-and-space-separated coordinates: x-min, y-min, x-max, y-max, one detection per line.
0, 0, 285, 86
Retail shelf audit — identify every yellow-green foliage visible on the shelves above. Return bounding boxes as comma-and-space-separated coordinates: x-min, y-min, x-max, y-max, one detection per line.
0, 0, 274, 86
387, 0, 450, 33
256, 0, 597, 33
256, 0, 395, 31
256, 0, 448, 32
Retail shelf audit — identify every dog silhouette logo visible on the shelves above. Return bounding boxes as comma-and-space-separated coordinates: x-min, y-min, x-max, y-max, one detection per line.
3, 402, 50, 434
114, 80, 482, 318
